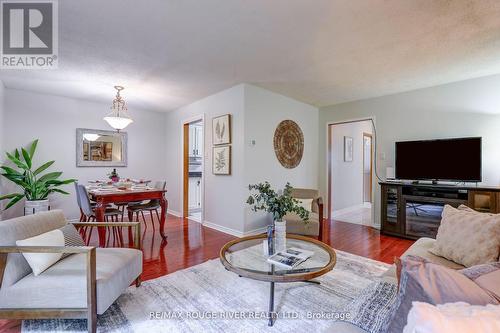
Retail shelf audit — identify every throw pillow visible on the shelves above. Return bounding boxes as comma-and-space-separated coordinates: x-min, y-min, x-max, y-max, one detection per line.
403, 302, 500, 333
384, 255, 498, 333
460, 262, 500, 302
429, 205, 500, 267
16, 224, 84, 276
294, 198, 313, 212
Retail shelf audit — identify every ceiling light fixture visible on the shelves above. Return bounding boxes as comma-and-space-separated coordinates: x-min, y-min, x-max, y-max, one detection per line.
104, 85, 133, 131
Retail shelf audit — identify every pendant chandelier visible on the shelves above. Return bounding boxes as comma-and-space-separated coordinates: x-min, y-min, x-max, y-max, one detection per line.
104, 85, 133, 131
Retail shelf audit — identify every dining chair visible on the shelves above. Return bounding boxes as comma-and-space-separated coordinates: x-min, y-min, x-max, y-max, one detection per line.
75, 184, 122, 246
127, 181, 166, 231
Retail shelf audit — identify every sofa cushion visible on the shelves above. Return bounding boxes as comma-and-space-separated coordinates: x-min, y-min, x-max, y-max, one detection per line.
429, 205, 500, 267
0, 248, 142, 315
15, 224, 84, 276
404, 302, 500, 333
460, 262, 500, 302
284, 212, 319, 236
402, 237, 465, 270
385, 256, 498, 333
381, 237, 464, 280
0, 210, 67, 287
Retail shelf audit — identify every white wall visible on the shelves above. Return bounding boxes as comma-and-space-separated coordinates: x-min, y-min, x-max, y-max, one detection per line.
243, 85, 319, 232
330, 120, 372, 212
319, 73, 500, 227
164, 85, 246, 234
163, 84, 319, 235
2, 89, 167, 220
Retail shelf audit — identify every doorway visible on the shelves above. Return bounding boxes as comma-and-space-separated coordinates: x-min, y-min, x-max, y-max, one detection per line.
363, 133, 373, 203
328, 119, 374, 226
183, 118, 204, 222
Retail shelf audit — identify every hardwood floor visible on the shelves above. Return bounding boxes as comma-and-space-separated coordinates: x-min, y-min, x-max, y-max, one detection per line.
0, 214, 413, 333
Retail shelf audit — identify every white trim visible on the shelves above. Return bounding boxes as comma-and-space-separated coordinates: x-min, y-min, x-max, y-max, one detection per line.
202, 221, 267, 237
326, 116, 377, 228
187, 215, 202, 223
203, 220, 245, 237
243, 226, 268, 236
167, 209, 182, 217
331, 203, 367, 217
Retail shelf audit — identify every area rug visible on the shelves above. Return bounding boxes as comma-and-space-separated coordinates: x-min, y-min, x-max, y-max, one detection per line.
22, 250, 391, 333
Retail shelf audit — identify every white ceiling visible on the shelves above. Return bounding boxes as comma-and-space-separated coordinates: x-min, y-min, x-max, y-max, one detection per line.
2, 0, 500, 112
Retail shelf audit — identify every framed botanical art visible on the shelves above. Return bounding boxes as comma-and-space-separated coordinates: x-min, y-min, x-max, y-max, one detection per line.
213, 145, 231, 175
344, 136, 353, 162
212, 114, 231, 145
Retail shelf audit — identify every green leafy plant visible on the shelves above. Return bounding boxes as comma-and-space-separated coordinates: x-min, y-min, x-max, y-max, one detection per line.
0, 139, 76, 210
246, 182, 309, 222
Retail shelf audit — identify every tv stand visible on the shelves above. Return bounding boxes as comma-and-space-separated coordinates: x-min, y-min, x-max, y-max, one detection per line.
380, 181, 500, 239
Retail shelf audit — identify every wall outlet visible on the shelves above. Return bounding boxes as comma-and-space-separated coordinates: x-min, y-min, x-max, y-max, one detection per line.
249, 139, 256, 146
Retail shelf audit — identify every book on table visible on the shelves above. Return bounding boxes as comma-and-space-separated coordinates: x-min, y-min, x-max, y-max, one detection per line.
267, 247, 314, 269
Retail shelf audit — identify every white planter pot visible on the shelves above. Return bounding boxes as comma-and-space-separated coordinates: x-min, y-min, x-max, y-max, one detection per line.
274, 220, 287, 252
25, 200, 50, 216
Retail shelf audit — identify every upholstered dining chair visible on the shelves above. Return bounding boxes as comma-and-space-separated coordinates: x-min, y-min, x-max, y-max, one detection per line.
127, 181, 166, 231
284, 188, 326, 242
75, 184, 122, 245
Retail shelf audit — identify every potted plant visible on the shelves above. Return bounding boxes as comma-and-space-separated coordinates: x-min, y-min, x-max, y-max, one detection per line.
0, 139, 76, 215
246, 182, 309, 253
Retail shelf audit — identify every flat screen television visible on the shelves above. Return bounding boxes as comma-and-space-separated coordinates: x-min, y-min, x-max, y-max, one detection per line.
395, 137, 482, 182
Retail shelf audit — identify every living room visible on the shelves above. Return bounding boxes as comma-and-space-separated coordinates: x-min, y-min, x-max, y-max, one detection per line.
0, 1, 499, 333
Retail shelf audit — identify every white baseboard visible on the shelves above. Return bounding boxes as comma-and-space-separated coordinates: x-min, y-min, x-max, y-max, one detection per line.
187, 215, 202, 223
331, 204, 367, 218
243, 226, 267, 236
202, 220, 267, 237
167, 209, 182, 217
202, 220, 244, 237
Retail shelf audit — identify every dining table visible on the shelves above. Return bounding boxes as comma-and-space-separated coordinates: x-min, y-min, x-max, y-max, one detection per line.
87, 186, 168, 247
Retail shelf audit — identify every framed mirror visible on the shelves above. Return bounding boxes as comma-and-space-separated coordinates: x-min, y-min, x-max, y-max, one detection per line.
76, 128, 127, 167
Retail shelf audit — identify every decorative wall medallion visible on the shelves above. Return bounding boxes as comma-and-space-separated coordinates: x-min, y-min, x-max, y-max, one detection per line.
273, 120, 304, 169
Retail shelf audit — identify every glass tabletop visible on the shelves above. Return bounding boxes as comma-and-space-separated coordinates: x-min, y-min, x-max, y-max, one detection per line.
221, 235, 335, 280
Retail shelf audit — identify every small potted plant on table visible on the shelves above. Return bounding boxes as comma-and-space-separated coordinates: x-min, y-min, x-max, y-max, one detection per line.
0, 140, 76, 215
247, 182, 309, 254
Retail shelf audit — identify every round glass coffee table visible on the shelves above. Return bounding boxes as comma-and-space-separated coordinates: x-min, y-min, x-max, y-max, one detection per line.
220, 234, 336, 326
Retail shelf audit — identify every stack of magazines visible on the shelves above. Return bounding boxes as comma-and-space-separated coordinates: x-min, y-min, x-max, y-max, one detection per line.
267, 247, 313, 269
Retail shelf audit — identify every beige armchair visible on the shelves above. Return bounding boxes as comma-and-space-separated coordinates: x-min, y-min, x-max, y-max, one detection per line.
284, 188, 326, 241
0, 210, 142, 333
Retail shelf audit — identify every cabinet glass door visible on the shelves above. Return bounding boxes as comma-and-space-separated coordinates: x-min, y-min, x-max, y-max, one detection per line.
403, 198, 444, 239
385, 187, 399, 224
382, 185, 401, 235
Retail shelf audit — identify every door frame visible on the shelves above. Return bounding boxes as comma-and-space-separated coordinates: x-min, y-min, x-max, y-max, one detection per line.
362, 132, 373, 203
326, 116, 376, 225
181, 114, 205, 221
